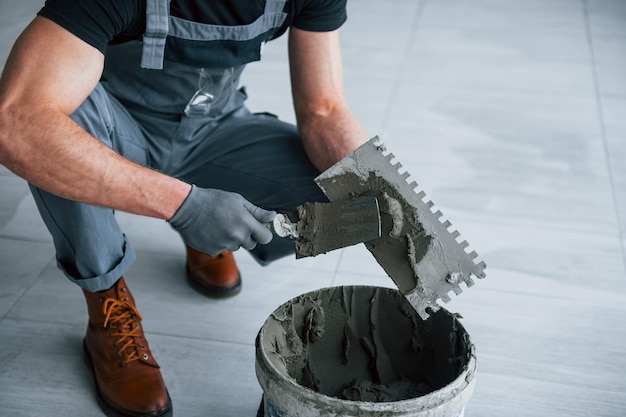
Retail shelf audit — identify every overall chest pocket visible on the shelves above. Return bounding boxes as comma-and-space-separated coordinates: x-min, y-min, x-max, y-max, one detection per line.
163, 11, 288, 68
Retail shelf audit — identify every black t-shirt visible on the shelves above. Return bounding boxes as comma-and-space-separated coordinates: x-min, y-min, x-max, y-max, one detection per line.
38, 0, 347, 55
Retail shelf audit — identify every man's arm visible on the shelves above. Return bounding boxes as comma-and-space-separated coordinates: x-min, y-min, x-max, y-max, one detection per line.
288, 27, 368, 172
0, 17, 191, 219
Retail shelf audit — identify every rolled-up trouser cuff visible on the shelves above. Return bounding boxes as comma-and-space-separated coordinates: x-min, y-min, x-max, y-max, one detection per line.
63, 236, 137, 293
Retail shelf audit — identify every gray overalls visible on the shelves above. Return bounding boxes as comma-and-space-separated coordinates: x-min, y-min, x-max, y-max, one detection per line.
29, 0, 326, 292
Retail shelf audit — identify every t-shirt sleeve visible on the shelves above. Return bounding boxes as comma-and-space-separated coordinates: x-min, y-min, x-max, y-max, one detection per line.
291, 0, 347, 32
37, 0, 145, 54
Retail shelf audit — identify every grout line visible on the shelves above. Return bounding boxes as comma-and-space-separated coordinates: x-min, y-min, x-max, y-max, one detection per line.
146, 330, 258, 348
0, 234, 51, 244
582, 0, 626, 275
1, 314, 260, 349
379, 0, 429, 134
329, 248, 345, 286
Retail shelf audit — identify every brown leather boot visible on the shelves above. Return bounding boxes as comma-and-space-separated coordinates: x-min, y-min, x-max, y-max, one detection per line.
83, 277, 172, 417
186, 245, 242, 297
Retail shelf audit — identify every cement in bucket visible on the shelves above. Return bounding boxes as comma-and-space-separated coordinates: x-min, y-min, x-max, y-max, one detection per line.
255, 286, 476, 417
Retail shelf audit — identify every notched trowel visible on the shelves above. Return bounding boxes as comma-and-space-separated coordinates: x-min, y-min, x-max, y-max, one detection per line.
315, 136, 487, 320
267, 197, 382, 258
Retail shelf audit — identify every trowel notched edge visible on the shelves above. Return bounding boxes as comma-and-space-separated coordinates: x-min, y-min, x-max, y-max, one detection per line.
315, 136, 486, 319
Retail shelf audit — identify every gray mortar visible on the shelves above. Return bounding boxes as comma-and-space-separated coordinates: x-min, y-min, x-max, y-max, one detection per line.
382, 192, 405, 238
293, 199, 380, 258
259, 286, 471, 402
318, 170, 433, 295
255, 286, 476, 416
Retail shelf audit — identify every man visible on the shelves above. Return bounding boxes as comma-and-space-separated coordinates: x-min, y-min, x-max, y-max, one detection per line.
0, 0, 367, 416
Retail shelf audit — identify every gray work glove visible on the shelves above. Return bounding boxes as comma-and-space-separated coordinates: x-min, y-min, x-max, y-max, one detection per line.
168, 185, 276, 255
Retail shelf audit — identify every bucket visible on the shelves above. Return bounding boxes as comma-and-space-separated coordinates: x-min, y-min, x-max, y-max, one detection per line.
255, 286, 476, 417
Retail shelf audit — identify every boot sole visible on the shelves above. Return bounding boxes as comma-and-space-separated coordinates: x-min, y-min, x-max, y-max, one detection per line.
83, 339, 173, 417
186, 266, 242, 298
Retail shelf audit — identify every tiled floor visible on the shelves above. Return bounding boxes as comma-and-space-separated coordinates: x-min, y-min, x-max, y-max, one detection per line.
1, 0, 625, 416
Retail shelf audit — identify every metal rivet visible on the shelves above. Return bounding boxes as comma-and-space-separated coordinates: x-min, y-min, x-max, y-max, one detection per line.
143, 354, 149, 360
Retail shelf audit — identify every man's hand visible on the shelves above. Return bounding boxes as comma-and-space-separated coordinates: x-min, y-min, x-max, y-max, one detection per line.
168, 186, 276, 255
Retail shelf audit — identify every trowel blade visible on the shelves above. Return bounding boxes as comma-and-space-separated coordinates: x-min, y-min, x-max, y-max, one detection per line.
314, 136, 487, 320
293, 197, 381, 258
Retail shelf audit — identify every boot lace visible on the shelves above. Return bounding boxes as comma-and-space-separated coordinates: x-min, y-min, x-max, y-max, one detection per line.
102, 297, 146, 364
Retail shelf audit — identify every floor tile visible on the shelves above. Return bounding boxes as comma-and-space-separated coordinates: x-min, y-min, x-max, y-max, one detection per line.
0, 164, 12, 176
341, 0, 423, 51
405, 26, 593, 95
587, 0, 626, 37
241, 36, 295, 124
8, 250, 337, 346
453, 224, 626, 415
0, 318, 262, 417
127, 255, 337, 345
591, 33, 626, 99
0, 238, 54, 318
377, 85, 616, 235
155, 336, 262, 417
0, 175, 50, 241
465, 371, 626, 417
421, 0, 585, 33
0, 319, 102, 417
0, 175, 31, 231
0, 0, 42, 72
601, 96, 626, 238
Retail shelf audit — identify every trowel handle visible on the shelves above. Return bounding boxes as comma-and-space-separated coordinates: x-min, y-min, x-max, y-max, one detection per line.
265, 213, 298, 239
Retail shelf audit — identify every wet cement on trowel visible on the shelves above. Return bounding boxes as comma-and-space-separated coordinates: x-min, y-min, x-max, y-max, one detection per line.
314, 170, 433, 295
293, 198, 380, 258
262, 286, 470, 402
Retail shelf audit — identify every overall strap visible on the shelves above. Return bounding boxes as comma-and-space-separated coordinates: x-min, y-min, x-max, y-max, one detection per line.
264, 0, 288, 13
168, 0, 288, 43
141, 0, 170, 69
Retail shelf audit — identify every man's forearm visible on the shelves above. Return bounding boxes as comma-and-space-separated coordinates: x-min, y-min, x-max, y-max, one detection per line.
0, 104, 191, 220
288, 28, 368, 172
